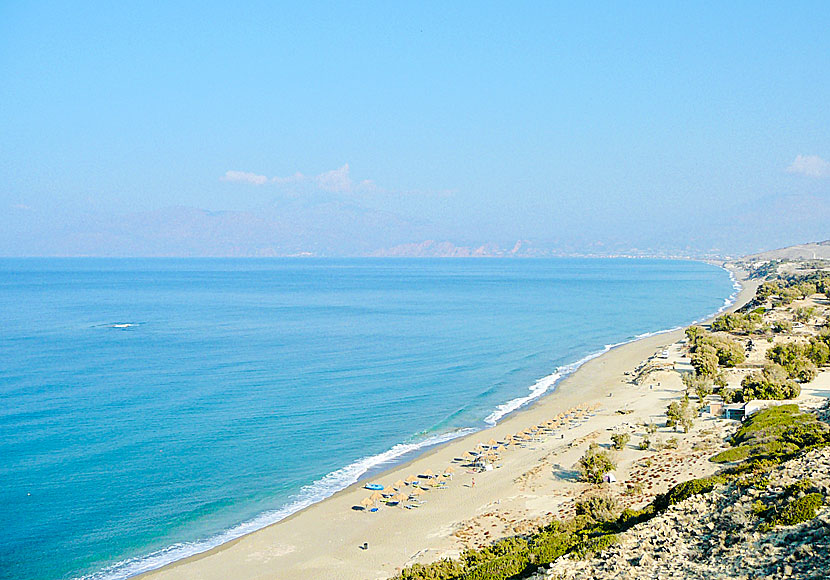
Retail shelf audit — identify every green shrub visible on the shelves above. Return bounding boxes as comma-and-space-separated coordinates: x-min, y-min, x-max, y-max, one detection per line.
578, 444, 616, 484
610, 433, 631, 450
710, 446, 751, 463
638, 437, 650, 450
764, 493, 824, 529
575, 494, 619, 523
529, 531, 575, 565
459, 551, 529, 580
768, 343, 822, 381
570, 534, 619, 559
738, 364, 800, 400
653, 475, 728, 511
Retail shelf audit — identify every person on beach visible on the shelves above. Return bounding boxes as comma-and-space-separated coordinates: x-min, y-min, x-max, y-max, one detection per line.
471, 477, 475, 488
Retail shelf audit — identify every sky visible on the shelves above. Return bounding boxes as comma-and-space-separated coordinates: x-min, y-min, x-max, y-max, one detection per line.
1, 1, 829, 256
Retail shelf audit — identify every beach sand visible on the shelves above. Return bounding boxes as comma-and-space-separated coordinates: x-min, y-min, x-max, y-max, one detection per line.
139, 268, 758, 580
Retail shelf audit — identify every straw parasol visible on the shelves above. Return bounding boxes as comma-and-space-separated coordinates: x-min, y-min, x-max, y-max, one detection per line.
405, 474, 419, 483
411, 487, 425, 496
369, 491, 384, 501
360, 497, 374, 509
392, 492, 408, 503
487, 438, 498, 447
443, 466, 455, 474
422, 468, 434, 478
393, 479, 406, 489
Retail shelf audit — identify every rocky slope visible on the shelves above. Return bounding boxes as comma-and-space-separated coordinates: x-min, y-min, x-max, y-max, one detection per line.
536, 446, 830, 580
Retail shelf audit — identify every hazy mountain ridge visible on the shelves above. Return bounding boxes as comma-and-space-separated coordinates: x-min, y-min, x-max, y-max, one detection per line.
2, 191, 827, 258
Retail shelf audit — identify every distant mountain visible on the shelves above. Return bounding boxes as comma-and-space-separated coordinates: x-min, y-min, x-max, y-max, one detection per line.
743, 240, 830, 261
4, 199, 432, 257
2, 190, 827, 258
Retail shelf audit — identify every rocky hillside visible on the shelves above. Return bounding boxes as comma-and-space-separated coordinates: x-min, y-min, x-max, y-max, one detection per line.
537, 432, 830, 580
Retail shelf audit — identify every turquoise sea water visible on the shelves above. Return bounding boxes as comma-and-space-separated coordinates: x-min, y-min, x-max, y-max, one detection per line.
0, 258, 736, 580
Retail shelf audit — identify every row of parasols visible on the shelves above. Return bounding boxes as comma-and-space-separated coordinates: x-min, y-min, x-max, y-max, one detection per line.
455, 405, 601, 466
357, 468, 456, 510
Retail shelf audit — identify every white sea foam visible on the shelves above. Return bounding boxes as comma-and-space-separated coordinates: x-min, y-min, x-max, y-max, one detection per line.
77, 428, 475, 580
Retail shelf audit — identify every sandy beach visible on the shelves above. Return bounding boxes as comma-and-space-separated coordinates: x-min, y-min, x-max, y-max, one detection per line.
139, 267, 758, 580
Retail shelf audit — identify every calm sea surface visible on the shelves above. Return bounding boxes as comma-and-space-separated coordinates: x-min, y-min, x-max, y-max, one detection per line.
0, 258, 736, 580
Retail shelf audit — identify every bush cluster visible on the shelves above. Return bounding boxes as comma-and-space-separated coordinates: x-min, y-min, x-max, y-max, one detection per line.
711, 312, 762, 334
737, 364, 801, 401
685, 327, 746, 374
767, 339, 828, 383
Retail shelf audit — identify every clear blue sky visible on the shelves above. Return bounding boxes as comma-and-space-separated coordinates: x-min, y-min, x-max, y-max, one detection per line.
1, 2, 828, 255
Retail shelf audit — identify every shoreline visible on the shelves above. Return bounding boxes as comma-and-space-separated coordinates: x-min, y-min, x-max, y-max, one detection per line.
131, 263, 755, 580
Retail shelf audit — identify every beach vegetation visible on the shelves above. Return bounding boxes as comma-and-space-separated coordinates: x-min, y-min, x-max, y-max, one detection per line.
720, 405, 830, 464
610, 433, 630, 450
569, 534, 619, 559
575, 493, 619, 523
767, 342, 825, 382
737, 364, 801, 401
793, 306, 816, 323
754, 479, 825, 531
687, 329, 746, 372
638, 437, 650, 450
710, 446, 751, 463
682, 372, 712, 404
691, 345, 720, 377
772, 320, 792, 333
711, 312, 762, 335
577, 443, 616, 484
652, 474, 728, 511
666, 396, 695, 433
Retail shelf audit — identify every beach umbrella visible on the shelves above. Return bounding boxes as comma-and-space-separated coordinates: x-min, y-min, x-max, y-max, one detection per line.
487, 438, 498, 447
392, 493, 408, 503
369, 491, 383, 501
422, 468, 434, 478
393, 479, 406, 489
443, 466, 455, 474
360, 498, 374, 509
411, 487, 425, 496
405, 474, 419, 483
462, 451, 476, 460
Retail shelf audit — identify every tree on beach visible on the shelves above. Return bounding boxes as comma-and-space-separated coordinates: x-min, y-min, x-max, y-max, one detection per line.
666, 395, 695, 433
682, 372, 713, 406
691, 345, 719, 377
578, 443, 616, 484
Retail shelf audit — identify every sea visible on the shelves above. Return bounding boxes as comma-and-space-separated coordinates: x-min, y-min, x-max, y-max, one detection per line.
0, 258, 737, 580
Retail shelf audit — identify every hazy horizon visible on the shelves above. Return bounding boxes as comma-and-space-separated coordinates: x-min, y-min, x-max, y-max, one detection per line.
1, 3, 828, 257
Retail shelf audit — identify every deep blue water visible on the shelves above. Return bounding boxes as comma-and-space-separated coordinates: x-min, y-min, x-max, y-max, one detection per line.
0, 258, 736, 580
